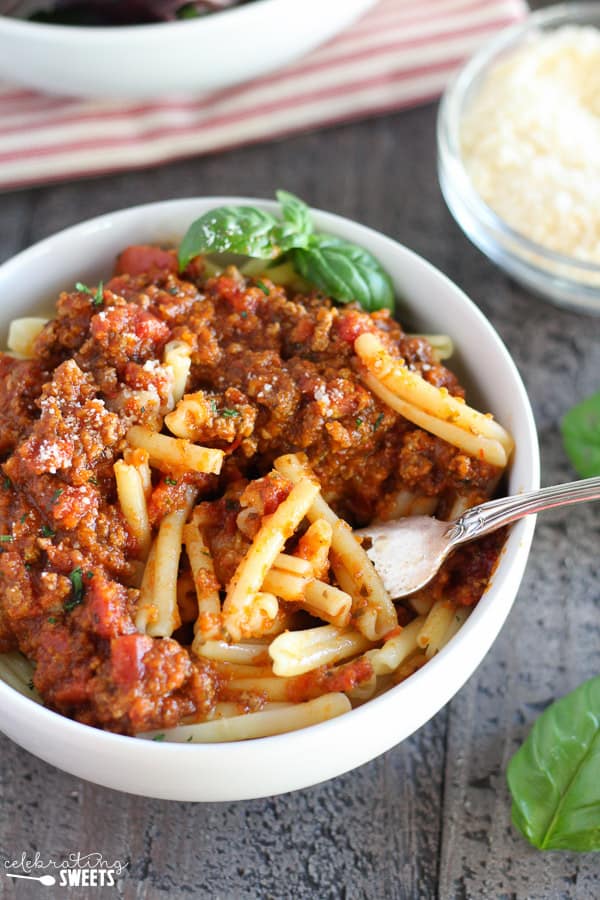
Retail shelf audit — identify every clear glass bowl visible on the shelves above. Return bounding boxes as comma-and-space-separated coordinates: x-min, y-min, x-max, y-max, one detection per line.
437, 3, 600, 315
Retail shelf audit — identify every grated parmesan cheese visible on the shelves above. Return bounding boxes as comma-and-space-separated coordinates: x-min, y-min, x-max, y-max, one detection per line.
461, 26, 600, 263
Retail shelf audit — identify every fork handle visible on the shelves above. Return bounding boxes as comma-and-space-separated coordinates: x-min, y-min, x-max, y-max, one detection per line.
451, 475, 600, 544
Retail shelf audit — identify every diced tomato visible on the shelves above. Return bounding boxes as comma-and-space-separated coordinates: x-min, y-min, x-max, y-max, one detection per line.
111, 633, 153, 688
93, 304, 169, 345
80, 575, 136, 640
333, 311, 372, 345
115, 245, 178, 277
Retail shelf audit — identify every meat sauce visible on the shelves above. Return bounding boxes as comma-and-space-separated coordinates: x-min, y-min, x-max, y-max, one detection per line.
0, 246, 504, 734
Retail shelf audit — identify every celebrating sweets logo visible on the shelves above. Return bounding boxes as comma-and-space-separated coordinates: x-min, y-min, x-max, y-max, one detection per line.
3, 852, 128, 888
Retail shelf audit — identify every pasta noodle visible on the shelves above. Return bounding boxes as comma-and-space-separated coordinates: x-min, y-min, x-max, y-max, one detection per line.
417, 600, 456, 657
362, 370, 508, 468
196, 640, 271, 665
355, 331, 513, 467
140, 693, 351, 743
261, 569, 351, 627
365, 617, 425, 676
222, 476, 320, 641
0, 244, 513, 746
136, 487, 197, 637
273, 454, 397, 641
114, 459, 152, 559
269, 624, 372, 677
127, 425, 224, 475
408, 333, 454, 360
124, 447, 152, 499
296, 519, 332, 580
7, 317, 48, 358
164, 340, 192, 405
184, 521, 222, 647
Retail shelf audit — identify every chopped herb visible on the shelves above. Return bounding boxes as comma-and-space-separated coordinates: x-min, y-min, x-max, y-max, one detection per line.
165, 477, 178, 486
41, 525, 56, 538
64, 567, 84, 612
20, 514, 27, 524
76, 280, 103, 307
88, 476, 98, 486
186, 735, 193, 743
221, 408, 240, 418
210, 399, 218, 415
168, 287, 180, 296
27, 679, 34, 691
355, 417, 363, 427
47, 617, 57, 624
225, 498, 238, 511
86, 571, 93, 580
3, 477, 11, 490
140, 406, 146, 414
92, 282, 104, 307
24, 562, 32, 571
373, 413, 384, 431
255, 280, 270, 296
52, 488, 64, 504
240, 311, 248, 319
152, 733, 166, 742
0, 535, 13, 543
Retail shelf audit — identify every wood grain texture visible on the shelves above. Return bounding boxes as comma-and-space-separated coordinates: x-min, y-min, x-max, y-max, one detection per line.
1, 72, 599, 898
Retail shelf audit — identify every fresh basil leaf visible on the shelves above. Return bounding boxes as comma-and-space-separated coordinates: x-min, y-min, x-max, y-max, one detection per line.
178, 191, 396, 313
507, 675, 600, 851
178, 206, 281, 270
275, 190, 313, 241
561, 390, 600, 478
292, 236, 394, 311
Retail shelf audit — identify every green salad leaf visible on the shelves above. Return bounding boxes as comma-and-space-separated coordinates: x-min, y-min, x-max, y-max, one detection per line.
276, 189, 313, 241
178, 206, 282, 268
293, 236, 394, 311
507, 675, 600, 851
178, 190, 395, 312
561, 390, 600, 478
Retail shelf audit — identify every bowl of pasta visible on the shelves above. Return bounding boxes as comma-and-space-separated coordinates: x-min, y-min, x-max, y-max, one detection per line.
0, 194, 539, 800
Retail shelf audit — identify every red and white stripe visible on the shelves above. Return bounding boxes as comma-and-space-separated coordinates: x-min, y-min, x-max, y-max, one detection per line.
0, 0, 526, 191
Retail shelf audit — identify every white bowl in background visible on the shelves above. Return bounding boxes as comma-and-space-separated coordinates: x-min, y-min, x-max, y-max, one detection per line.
0, 198, 540, 801
0, 0, 377, 98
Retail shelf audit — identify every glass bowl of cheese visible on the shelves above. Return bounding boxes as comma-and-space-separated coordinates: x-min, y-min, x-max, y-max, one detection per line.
438, 2, 600, 315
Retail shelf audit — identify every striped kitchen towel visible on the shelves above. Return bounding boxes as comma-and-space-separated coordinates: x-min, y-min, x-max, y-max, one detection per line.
0, 0, 526, 191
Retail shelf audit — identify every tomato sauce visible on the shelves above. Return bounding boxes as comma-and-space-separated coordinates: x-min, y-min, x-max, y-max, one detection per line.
0, 247, 504, 733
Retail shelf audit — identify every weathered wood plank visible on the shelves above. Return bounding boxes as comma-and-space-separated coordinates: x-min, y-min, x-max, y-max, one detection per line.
438, 279, 600, 898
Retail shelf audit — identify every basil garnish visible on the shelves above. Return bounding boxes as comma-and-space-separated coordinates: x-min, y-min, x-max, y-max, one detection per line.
507, 675, 600, 851
179, 206, 283, 267
561, 390, 600, 478
178, 190, 394, 312
292, 235, 394, 312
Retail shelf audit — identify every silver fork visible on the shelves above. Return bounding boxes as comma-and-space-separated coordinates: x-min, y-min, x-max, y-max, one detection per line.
355, 475, 600, 599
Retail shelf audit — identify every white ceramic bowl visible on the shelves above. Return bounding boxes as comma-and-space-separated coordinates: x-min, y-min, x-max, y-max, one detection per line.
0, 0, 377, 98
0, 198, 540, 801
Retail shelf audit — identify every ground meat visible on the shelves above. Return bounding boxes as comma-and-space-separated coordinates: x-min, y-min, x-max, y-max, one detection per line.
0, 356, 47, 455
0, 247, 506, 734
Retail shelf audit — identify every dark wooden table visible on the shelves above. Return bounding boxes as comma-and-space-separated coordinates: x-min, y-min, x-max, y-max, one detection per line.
1, 62, 600, 900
